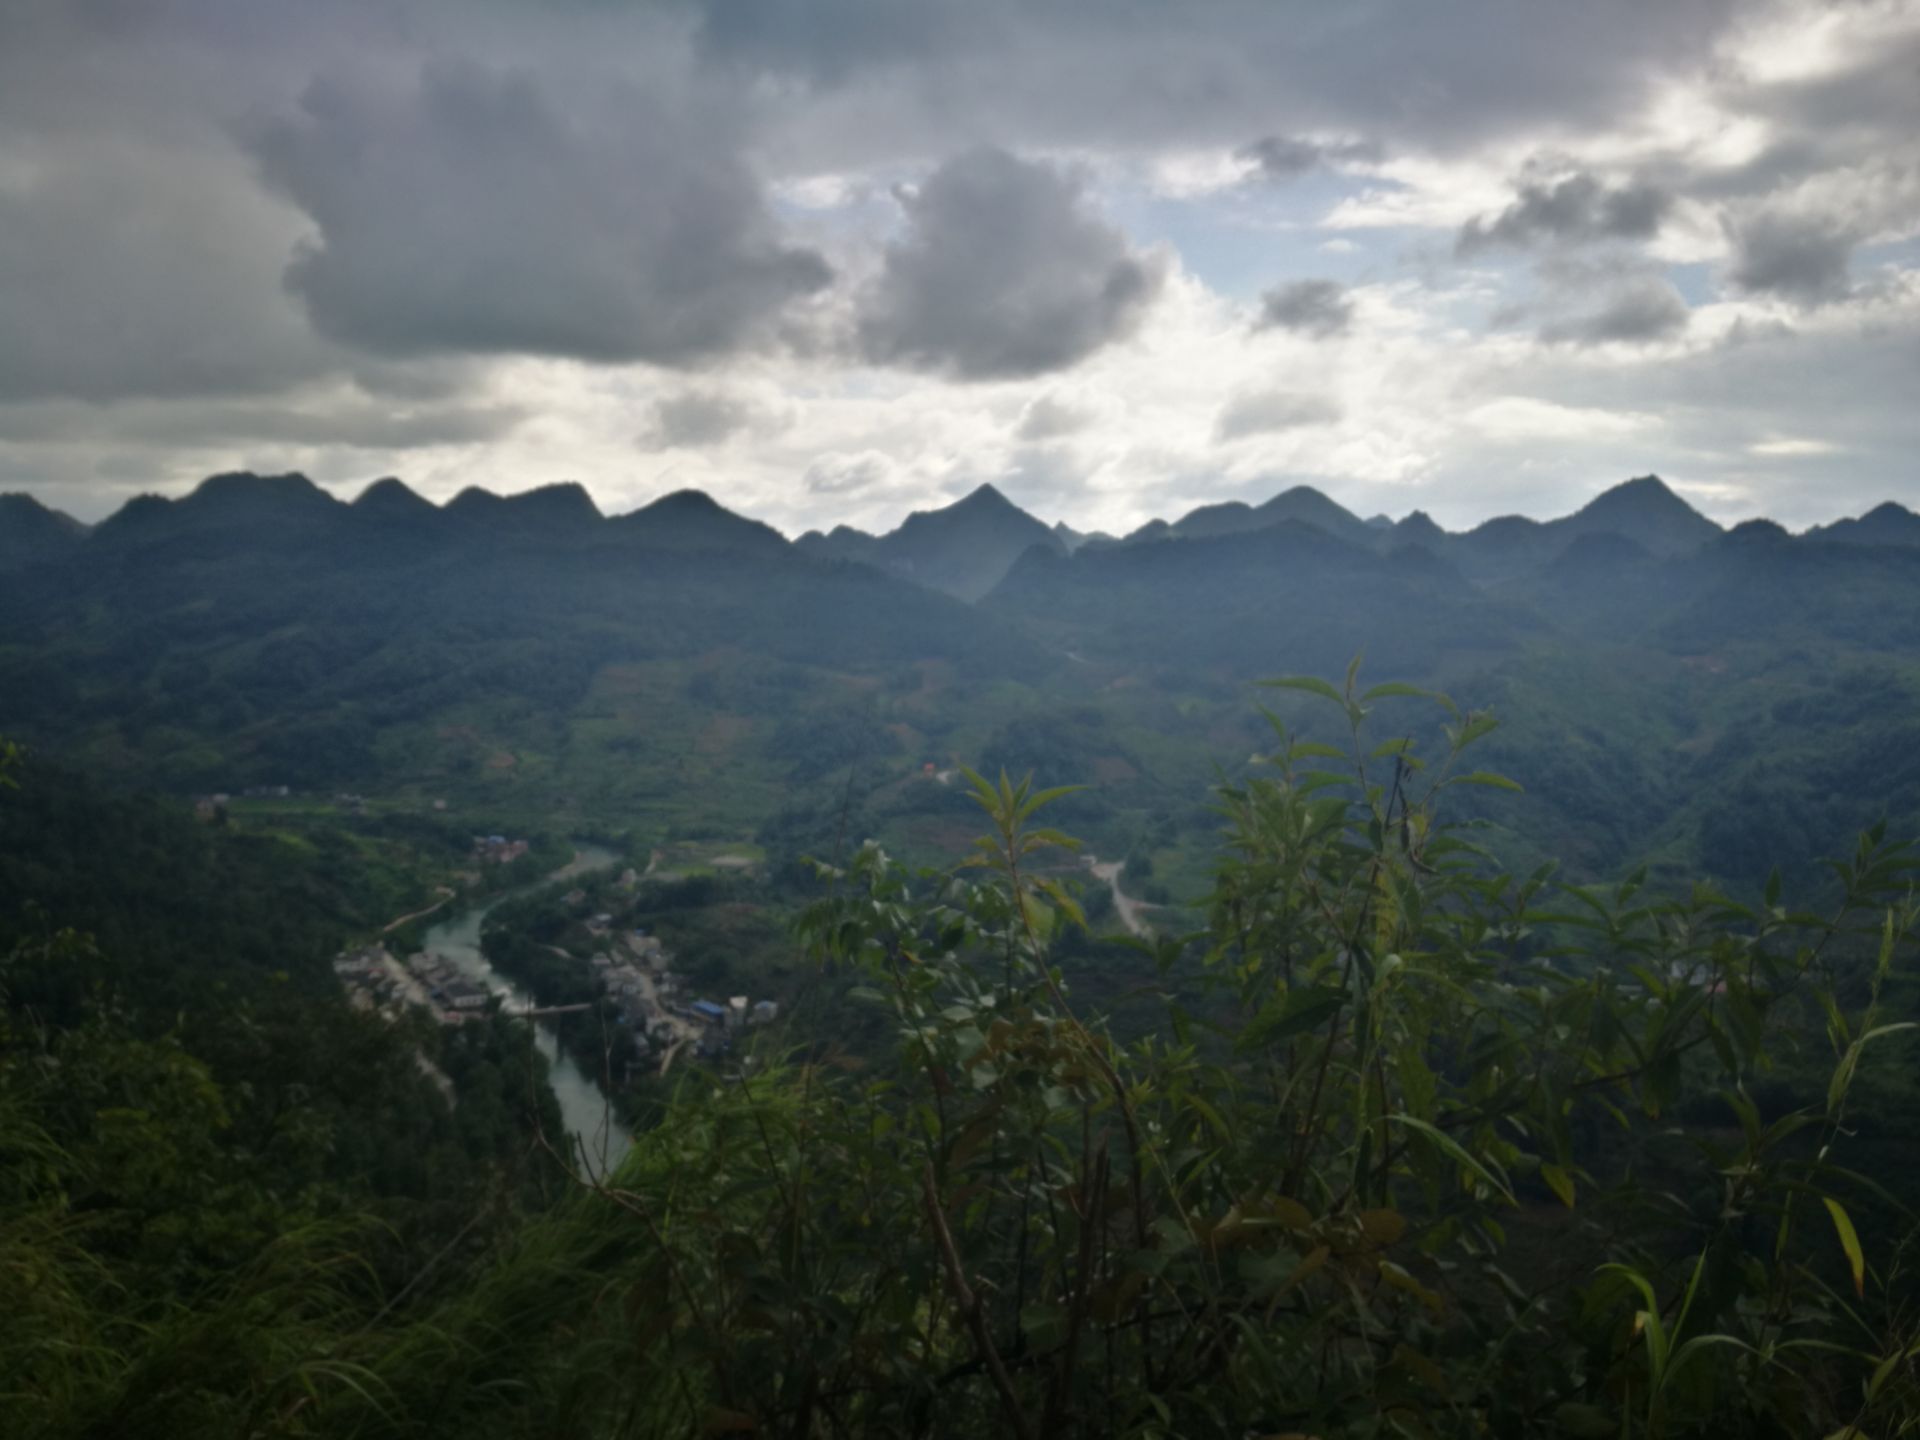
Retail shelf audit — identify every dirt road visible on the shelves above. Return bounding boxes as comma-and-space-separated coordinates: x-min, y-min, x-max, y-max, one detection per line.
1084, 855, 1156, 939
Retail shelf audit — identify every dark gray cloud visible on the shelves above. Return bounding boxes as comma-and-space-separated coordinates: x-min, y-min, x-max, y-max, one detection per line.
856, 147, 1165, 379
1239, 134, 1380, 182
1459, 172, 1673, 253
245, 61, 832, 365
1728, 210, 1855, 305
0, 391, 524, 450
639, 390, 779, 449
681, 0, 1745, 158
1215, 390, 1341, 441
1255, 280, 1354, 338
0, 148, 323, 402
1540, 277, 1690, 345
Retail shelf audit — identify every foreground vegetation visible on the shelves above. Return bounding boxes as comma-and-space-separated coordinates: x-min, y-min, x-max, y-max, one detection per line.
4, 674, 1920, 1437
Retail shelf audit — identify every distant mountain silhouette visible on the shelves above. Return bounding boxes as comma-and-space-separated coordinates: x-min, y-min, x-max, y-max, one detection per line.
353, 476, 438, 520
800, 483, 1062, 600
92, 472, 343, 551
1448, 475, 1721, 581
1390, 511, 1448, 551
482, 482, 605, 539
616, 488, 788, 554
0, 493, 87, 571
1809, 502, 1920, 549
990, 517, 1538, 677
25, 471, 1920, 615
1051, 520, 1108, 553
1123, 485, 1377, 549
1554, 475, 1722, 555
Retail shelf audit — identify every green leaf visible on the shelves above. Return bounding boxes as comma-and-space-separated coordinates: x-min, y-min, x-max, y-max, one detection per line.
1389, 1114, 1517, 1205
1540, 1162, 1575, 1209
1238, 986, 1345, 1051
1823, 1196, 1866, 1299
1260, 675, 1349, 709
1828, 1022, 1918, 1114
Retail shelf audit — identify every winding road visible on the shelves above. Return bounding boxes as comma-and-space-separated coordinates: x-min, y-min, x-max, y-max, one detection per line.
1083, 854, 1156, 939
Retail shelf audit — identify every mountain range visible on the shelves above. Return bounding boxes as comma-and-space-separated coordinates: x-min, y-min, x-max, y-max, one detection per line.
7, 468, 1920, 893
8, 471, 1919, 600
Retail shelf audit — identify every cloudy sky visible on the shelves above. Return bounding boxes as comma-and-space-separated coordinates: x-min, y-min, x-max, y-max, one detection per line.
2, 0, 1917, 534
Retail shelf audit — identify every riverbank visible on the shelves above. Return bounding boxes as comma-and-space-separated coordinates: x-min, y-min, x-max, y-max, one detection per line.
420, 844, 633, 1173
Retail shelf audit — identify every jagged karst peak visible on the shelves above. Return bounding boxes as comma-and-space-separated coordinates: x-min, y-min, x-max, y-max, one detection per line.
1578, 473, 1686, 510
1812, 501, 1920, 549
899, 483, 1047, 531
0, 492, 89, 571
618, 487, 789, 554
1561, 474, 1720, 555
955, 481, 1015, 510
91, 472, 343, 546
631, 487, 734, 517
1, 491, 87, 533
353, 476, 435, 514
838, 482, 1058, 601
504, 481, 602, 519
187, 470, 336, 510
446, 485, 507, 513
898, 485, 1047, 536
1391, 511, 1448, 548
1262, 483, 1334, 506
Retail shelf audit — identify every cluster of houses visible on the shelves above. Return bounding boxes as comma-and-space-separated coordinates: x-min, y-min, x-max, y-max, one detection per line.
331, 875, 784, 1078
473, 834, 531, 864
332, 944, 492, 1025
577, 924, 778, 1065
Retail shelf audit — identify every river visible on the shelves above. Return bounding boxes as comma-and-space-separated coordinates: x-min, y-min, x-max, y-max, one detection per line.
421, 844, 635, 1175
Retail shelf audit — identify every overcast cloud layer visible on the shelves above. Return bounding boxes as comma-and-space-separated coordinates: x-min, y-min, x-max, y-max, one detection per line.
1, 0, 1917, 533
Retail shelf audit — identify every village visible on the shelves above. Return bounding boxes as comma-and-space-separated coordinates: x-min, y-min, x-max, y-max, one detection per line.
331, 944, 495, 1023
333, 852, 779, 1077
570, 907, 779, 1068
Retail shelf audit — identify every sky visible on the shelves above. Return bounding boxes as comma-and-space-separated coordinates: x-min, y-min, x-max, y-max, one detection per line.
1, 0, 1917, 536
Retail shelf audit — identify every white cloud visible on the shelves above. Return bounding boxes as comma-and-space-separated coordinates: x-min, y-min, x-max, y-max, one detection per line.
1465, 397, 1659, 441
1748, 436, 1843, 457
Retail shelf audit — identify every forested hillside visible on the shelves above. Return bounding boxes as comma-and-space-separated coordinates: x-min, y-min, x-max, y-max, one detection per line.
5, 471, 1920, 895
7, 683, 1920, 1437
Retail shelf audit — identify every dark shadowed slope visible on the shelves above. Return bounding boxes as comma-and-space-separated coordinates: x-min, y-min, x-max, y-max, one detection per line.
1116, 485, 1376, 549
1810, 502, 1920, 549
0, 492, 88, 571
1448, 475, 1722, 581
798, 483, 1063, 600
987, 518, 1542, 678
